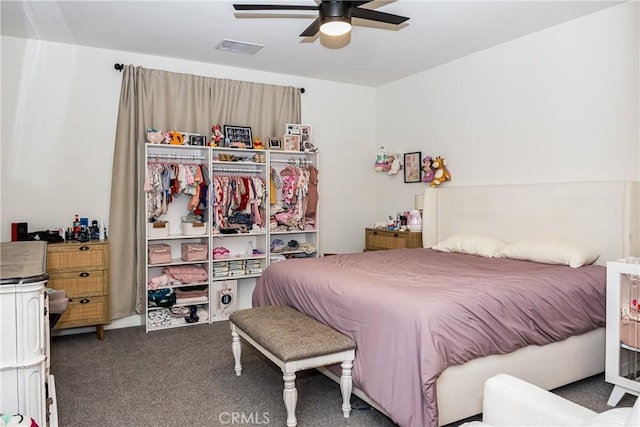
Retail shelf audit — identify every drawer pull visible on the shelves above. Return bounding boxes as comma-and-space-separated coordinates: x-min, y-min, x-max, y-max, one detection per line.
393, 233, 399, 238
80, 298, 90, 304
79, 246, 90, 251
79, 272, 90, 277
372, 231, 378, 235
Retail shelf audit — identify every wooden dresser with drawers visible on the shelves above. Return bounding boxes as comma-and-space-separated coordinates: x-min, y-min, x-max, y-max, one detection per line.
46, 240, 110, 340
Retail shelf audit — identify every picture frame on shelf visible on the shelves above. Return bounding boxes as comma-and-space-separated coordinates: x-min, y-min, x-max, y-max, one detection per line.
223, 125, 253, 148
299, 125, 312, 151
267, 137, 282, 150
284, 134, 301, 151
285, 123, 301, 135
403, 151, 422, 183
189, 135, 207, 146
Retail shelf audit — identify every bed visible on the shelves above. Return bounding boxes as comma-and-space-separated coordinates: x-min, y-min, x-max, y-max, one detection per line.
252, 181, 640, 426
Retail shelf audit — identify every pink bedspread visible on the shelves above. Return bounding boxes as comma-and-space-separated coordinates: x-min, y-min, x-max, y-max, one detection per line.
252, 249, 606, 427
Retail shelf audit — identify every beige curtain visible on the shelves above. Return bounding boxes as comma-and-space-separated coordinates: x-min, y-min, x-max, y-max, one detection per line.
108, 66, 301, 319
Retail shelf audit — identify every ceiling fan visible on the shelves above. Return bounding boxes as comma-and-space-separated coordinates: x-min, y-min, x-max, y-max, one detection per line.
232, 1, 410, 37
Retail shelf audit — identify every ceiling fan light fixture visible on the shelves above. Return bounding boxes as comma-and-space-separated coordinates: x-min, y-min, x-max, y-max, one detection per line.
320, 17, 351, 36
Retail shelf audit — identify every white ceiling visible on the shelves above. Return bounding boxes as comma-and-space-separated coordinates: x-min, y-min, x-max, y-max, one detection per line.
0, 0, 624, 87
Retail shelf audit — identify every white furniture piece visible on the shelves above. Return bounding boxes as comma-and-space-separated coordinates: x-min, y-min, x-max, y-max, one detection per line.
460, 374, 639, 427
606, 259, 640, 406
143, 143, 319, 331
318, 181, 639, 426
229, 305, 355, 427
0, 241, 58, 427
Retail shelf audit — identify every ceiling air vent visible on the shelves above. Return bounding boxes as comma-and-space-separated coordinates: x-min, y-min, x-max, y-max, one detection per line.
216, 39, 264, 55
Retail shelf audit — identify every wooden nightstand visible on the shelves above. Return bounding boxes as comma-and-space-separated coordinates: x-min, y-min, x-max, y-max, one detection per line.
46, 240, 110, 340
364, 228, 423, 251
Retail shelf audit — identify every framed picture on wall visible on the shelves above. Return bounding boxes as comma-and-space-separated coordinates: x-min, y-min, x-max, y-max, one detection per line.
404, 151, 422, 183
223, 125, 253, 148
268, 137, 282, 150
284, 134, 300, 151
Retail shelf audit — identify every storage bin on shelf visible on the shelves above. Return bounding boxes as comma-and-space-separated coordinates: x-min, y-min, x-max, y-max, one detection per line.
148, 244, 171, 264
181, 221, 208, 236
181, 243, 208, 262
147, 221, 170, 237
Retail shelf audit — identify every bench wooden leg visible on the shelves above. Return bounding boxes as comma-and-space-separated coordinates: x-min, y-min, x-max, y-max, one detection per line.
231, 328, 242, 376
340, 360, 353, 418
282, 371, 298, 427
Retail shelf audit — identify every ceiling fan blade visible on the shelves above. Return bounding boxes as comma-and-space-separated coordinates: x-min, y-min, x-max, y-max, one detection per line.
233, 4, 319, 11
351, 7, 409, 25
300, 17, 321, 37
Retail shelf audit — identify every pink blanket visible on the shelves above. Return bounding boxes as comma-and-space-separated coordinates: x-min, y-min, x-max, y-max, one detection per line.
252, 249, 606, 427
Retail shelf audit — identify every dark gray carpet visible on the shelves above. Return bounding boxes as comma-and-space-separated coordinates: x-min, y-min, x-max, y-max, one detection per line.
50, 322, 635, 426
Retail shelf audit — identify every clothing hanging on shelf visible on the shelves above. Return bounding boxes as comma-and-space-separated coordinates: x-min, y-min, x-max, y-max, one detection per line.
212, 175, 266, 230
144, 161, 209, 220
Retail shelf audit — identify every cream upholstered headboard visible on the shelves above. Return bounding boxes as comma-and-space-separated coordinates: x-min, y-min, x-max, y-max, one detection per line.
422, 181, 639, 265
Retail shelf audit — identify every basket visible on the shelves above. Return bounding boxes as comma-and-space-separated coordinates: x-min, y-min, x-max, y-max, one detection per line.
148, 244, 172, 265
148, 222, 170, 238
180, 222, 208, 236
181, 243, 208, 262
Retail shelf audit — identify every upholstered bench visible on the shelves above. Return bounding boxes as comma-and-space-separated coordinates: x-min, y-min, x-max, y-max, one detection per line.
229, 305, 356, 427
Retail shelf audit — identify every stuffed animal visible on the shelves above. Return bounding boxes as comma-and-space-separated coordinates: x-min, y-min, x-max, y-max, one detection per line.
430, 156, 451, 187
422, 155, 435, 183
388, 154, 403, 175
253, 137, 264, 150
169, 131, 184, 145
374, 146, 388, 172
145, 128, 165, 144
211, 124, 223, 147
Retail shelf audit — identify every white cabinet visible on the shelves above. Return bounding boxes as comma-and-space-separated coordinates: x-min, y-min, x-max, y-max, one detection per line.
605, 260, 640, 405
0, 241, 56, 427
143, 143, 320, 330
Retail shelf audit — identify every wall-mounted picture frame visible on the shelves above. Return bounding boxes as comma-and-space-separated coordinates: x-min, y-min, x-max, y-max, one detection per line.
284, 134, 301, 152
268, 137, 282, 150
404, 151, 422, 183
223, 125, 253, 148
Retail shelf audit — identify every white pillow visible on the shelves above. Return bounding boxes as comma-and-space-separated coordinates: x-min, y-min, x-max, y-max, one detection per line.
495, 239, 599, 268
581, 407, 632, 426
431, 234, 507, 258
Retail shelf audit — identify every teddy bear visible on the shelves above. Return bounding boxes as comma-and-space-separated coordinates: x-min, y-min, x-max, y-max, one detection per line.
430, 156, 451, 187
422, 155, 435, 183
253, 137, 264, 149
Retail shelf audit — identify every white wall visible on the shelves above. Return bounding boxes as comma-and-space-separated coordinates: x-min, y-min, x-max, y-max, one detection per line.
374, 2, 640, 220
1, 36, 376, 253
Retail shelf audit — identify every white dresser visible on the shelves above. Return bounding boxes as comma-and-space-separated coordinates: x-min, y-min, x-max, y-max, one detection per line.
0, 241, 57, 426
606, 259, 640, 406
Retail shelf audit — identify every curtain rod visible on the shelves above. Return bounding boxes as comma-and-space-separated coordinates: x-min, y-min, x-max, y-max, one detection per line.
113, 63, 305, 93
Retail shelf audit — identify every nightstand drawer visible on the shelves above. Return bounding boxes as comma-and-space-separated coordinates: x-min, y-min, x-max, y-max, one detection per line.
47, 270, 107, 298
54, 296, 109, 329
365, 228, 422, 251
47, 243, 107, 272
